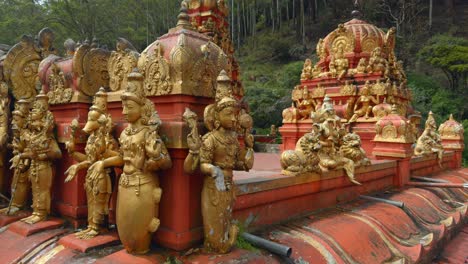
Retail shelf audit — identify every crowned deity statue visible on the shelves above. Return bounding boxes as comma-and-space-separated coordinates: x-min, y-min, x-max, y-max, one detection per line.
332, 47, 349, 80
367, 47, 387, 74
184, 70, 254, 254
348, 82, 378, 123
64, 88, 117, 239
300, 59, 313, 81
14, 92, 62, 224
414, 111, 444, 167
0, 99, 31, 215
89, 70, 172, 254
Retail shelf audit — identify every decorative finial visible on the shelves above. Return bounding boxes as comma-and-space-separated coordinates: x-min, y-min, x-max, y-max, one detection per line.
351, 0, 362, 18
176, 2, 194, 30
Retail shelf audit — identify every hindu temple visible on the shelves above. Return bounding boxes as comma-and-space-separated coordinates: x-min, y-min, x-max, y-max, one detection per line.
0, 1, 465, 263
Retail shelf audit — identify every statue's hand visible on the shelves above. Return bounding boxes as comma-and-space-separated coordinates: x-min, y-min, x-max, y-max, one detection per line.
65, 141, 75, 154
212, 166, 226, 192
88, 161, 104, 180
64, 164, 78, 183
187, 133, 201, 152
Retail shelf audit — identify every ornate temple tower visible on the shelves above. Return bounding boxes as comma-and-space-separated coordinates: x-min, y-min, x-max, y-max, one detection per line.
280, 10, 418, 156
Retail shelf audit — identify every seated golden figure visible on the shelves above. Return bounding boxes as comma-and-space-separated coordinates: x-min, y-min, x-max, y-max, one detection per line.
348, 82, 378, 123
64, 88, 117, 239
367, 47, 387, 74
89, 70, 172, 254
300, 59, 313, 81
333, 47, 349, 80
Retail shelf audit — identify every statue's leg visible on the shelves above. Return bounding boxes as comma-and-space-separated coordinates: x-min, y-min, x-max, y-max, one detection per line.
76, 183, 95, 238
0, 170, 30, 215
202, 177, 226, 253
218, 188, 239, 254
25, 165, 52, 224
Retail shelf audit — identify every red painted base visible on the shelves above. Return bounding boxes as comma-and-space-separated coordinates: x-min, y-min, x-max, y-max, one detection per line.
0, 211, 31, 227
0, 228, 67, 263
8, 218, 64, 237
58, 231, 120, 253
95, 249, 166, 264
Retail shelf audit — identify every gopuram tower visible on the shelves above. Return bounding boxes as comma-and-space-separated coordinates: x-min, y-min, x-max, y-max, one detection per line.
280, 7, 418, 156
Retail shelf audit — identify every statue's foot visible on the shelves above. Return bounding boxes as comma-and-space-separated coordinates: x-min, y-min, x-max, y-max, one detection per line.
350, 179, 362, 185
80, 229, 99, 240
0, 206, 20, 215
74, 227, 92, 238
20, 214, 36, 222
24, 215, 45, 224
364, 115, 369, 119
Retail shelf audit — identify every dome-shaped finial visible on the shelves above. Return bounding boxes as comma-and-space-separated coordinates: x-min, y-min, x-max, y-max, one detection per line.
176, 1, 193, 29
351, 0, 362, 18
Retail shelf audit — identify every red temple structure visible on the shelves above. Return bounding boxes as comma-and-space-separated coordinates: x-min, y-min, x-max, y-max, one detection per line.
0, 1, 465, 264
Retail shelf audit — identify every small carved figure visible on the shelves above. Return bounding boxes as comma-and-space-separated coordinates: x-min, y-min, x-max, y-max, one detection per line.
89, 70, 171, 254
317, 119, 361, 185
348, 82, 378, 123
64, 88, 117, 239
300, 59, 313, 81
333, 47, 349, 80
340, 133, 371, 167
414, 111, 444, 167
316, 38, 326, 60
297, 88, 316, 120
311, 65, 322, 78
17, 91, 62, 224
270, 124, 277, 137
367, 47, 387, 73
184, 70, 254, 254
64, 38, 76, 57
280, 127, 321, 176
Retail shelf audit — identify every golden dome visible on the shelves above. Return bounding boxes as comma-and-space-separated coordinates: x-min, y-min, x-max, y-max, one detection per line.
320, 18, 395, 61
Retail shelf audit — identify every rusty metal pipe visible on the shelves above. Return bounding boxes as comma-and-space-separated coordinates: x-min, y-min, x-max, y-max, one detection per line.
359, 195, 405, 208
411, 176, 450, 183
241, 232, 292, 257
407, 181, 468, 188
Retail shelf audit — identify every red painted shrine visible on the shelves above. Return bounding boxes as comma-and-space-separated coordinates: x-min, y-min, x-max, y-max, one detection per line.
0, 1, 465, 263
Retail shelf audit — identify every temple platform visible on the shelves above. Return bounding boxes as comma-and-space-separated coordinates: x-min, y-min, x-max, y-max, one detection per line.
0, 153, 464, 263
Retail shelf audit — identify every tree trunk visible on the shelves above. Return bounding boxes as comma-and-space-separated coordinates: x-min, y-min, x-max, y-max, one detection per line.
301, 0, 305, 45
428, 0, 433, 29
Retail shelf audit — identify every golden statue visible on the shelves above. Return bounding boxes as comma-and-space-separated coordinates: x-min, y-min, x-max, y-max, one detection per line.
414, 111, 444, 166
311, 65, 322, 78
280, 126, 321, 176
47, 63, 73, 105
281, 106, 362, 185
297, 88, 316, 120
300, 59, 313, 81
270, 124, 277, 137
15, 92, 62, 224
348, 82, 378, 123
0, 80, 9, 192
316, 38, 326, 61
340, 132, 371, 167
89, 70, 171, 254
332, 47, 348, 80
64, 88, 117, 239
184, 70, 254, 254
0, 99, 32, 215
317, 118, 360, 185
367, 47, 387, 74
108, 38, 139, 92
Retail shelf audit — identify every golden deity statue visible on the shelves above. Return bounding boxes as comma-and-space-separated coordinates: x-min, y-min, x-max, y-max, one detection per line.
367, 47, 387, 74
15, 92, 62, 224
348, 58, 367, 76
64, 88, 117, 239
0, 81, 9, 192
297, 88, 316, 120
89, 70, 172, 254
332, 47, 349, 80
348, 82, 378, 123
300, 59, 313, 81
0, 99, 31, 215
184, 70, 254, 254
414, 111, 444, 166
281, 105, 363, 185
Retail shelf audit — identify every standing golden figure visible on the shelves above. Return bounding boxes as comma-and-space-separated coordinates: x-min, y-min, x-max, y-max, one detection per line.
184, 70, 254, 254
17, 91, 62, 224
0, 99, 32, 215
0, 81, 9, 193
90, 70, 171, 254
64, 88, 117, 239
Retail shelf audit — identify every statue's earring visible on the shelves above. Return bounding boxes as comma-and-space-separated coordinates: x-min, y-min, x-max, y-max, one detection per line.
214, 120, 220, 130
